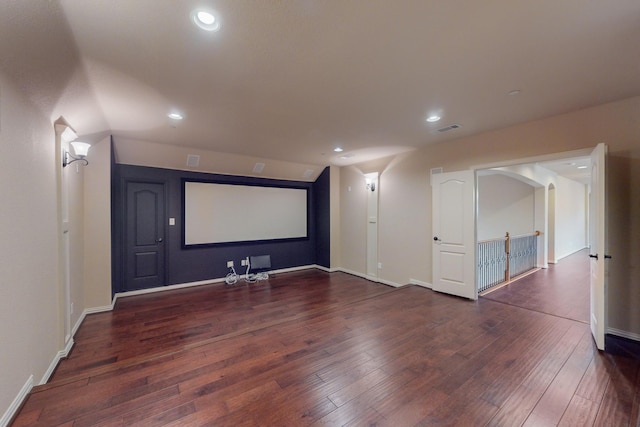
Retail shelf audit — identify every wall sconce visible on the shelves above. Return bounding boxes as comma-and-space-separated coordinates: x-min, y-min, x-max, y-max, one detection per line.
63, 141, 91, 167
366, 178, 376, 192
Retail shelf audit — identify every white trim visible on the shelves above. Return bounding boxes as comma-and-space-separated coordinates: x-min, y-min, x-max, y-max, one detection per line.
336, 267, 403, 288
555, 246, 589, 262
376, 277, 403, 288
40, 338, 74, 385
113, 265, 322, 300
471, 148, 593, 172
1, 375, 33, 427
313, 264, 339, 273
409, 278, 433, 289
84, 303, 115, 315
607, 327, 640, 342
115, 278, 225, 299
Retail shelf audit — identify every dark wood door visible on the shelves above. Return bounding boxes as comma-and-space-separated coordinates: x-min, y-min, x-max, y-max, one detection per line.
125, 182, 166, 291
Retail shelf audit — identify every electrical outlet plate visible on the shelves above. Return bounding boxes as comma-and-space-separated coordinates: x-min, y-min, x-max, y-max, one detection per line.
241, 259, 247, 266
227, 261, 233, 268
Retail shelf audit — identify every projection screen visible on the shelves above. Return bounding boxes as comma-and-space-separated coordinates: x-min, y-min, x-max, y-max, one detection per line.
184, 181, 308, 246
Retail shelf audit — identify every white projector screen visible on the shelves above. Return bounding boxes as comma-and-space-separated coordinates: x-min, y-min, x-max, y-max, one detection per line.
184, 181, 308, 245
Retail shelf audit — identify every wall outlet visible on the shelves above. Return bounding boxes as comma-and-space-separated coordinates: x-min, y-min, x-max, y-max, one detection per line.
70, 302, 74, 315
227, 261, 234, 268
241, 258, 247, 266
378, 262, 382, 269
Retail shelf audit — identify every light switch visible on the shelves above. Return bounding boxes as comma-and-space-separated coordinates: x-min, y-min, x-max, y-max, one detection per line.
169, 218, 175, 226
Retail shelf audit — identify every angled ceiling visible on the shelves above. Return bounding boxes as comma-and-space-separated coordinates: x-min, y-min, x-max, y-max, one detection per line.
2, 0, 640, 176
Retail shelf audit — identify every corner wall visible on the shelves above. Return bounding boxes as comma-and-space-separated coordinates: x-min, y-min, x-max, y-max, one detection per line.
0, 75, 61, 421
84, 136, 113, 309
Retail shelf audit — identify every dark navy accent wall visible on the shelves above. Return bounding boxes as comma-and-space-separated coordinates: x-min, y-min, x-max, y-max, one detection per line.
112, 164, 330, 294
314, 167, 331, 268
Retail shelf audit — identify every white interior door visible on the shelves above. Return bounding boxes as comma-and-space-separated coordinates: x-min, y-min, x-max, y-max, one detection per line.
589, 143, 607, 350
432, 170, 477, 300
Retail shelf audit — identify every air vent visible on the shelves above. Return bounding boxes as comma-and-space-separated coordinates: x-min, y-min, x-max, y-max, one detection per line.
430, 167, 443, 175
302, 169, 314, 179
253, 162, 265, 173
186, 154, 200, 167
432, 124, 462, 134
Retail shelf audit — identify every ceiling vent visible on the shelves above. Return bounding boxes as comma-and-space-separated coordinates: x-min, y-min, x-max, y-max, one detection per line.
430, 167, 443, 175
432, 124, 462, 134
253, 162, 265, 173
186, 154, 200, 167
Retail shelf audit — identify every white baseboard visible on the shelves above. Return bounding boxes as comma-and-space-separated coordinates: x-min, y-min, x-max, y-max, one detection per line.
409, 278, 432, 289
113, 265, 322, 301
40, 337, 75, 385
556, 246, 589, 262
312, 264, 339, 273
0, 375, 33, 427
335, 267, 404, 288
376, 277, 403, 288
607, 327, 640, 342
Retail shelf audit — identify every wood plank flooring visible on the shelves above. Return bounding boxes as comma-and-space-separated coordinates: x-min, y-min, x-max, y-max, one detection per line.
483, 249, 591, 324
11, 269, 640, 426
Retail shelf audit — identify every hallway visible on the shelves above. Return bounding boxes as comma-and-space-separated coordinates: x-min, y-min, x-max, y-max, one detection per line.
482, 249, 590, 324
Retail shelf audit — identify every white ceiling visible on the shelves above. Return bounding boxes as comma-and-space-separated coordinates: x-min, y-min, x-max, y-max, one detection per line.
2, 1, 639, 174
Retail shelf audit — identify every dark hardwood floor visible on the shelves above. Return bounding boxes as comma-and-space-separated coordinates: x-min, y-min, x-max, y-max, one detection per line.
483, 249, 591, 323
12, 268, 640, 426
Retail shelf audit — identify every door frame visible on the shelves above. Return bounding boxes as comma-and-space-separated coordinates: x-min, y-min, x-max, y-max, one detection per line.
473, 147, 593, 268
472, 146, 604, 343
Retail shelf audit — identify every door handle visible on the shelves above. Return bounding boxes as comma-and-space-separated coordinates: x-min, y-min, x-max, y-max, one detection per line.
604, 254, 612, 259
589, 254, 598, 260
156, 238, 163, 243
434, 237, 441, 242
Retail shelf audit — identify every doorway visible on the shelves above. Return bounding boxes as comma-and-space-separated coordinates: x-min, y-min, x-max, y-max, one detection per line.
431, 146, 605, 347
476, 151, 596, 332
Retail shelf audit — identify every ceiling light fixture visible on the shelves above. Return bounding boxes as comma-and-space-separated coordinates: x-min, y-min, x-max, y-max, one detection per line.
191, 9, 221, 31
168, 112, 183, 120
577, 165, 588, 169
426, 115, 441, 123
334, 147, 344, 153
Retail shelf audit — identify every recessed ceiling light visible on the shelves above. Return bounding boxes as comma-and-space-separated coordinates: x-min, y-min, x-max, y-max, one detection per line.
577, 165, 588, 169
334, 147, 344, 152
191, 9, 221, 32
426, 115, 441, 123
168, 112, 183, 120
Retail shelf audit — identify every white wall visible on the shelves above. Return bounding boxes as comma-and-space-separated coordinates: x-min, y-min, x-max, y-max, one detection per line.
477, 174, 535, 241
0, 75, 61, 420
0, 78, 111, 425
555, 176, 588, 259
339, 166, 368, 275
